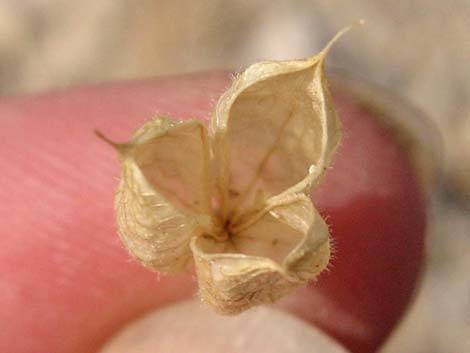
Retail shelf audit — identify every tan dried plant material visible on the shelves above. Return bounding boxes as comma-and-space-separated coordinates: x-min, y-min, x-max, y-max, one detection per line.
99, 27, 353, 314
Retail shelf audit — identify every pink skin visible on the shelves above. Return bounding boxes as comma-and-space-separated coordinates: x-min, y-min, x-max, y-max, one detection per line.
0, 72, 425, 353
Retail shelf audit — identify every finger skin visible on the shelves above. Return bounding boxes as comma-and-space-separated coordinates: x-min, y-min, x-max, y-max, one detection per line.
0, 73, 425, 353
288, 93, 425, 353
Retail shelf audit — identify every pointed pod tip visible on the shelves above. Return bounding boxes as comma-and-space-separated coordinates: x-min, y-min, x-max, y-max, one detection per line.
95, 129, 128, 154
319, 20, 365, 59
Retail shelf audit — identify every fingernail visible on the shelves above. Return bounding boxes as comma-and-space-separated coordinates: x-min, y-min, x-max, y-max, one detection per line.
99, 300, 351, 353
331, 72, 442, 197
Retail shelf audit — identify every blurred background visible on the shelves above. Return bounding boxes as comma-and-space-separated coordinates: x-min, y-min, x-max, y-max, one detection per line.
0, 1, 468, 352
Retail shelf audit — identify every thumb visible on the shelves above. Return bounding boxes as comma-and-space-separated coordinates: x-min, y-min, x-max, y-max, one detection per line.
99, 300, 352, 353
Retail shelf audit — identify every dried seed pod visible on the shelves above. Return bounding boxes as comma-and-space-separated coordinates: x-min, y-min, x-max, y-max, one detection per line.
100, 27, 352, 314
110, 119, 213, 274
191, 195, 330, 313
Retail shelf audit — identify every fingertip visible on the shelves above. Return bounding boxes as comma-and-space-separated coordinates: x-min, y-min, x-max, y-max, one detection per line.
279, 91, 426, 352
0, 73, 427, 353
99, 300, 352, 353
